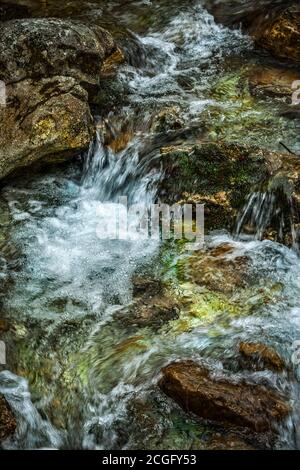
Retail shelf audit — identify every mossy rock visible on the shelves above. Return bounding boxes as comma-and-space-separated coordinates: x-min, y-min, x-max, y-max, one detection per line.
157, 142, 282, 230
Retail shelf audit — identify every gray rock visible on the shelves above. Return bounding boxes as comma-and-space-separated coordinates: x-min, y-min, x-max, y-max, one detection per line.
0, 18, 116, 90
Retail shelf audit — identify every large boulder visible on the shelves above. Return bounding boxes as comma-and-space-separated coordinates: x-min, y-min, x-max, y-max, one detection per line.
157, 142, 282, 230
0, 18, 116, 91
159, 360, 290, 433
0, 395, 16, 442
0, 77, 94, 180
0, 18, 121, 180
254, 7, 300, 63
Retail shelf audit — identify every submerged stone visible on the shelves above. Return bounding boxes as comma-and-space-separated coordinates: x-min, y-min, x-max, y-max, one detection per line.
239, 342, 285, 372
0, 395, 16, 442
159, 360, 290, 433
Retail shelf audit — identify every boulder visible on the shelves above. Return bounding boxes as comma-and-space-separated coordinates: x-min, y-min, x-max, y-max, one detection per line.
159, 361, 290, 433
157, 142, 282, 230
0, 18, 116, 91
0, 76, 94, 180
253, 7, 300, 63
203, 433, 255, 450
0, 395, 16, 442
239, 342, 285, 372
0, 17, 123, 180
248, 65, 300, 100
117, 277, 180, 331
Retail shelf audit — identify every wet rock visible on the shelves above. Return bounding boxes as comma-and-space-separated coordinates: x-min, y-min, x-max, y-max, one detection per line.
248, 65, 300, 100
203, 433, 255, 450
0, 77, 94, 180
0, 17, 123, 180
151, 107, 184, 134
254, 7, 300, 63
203, 0, 294, 30
185, 243, 251, 295
159, 360, 290, 433
0, 395, 16, 442
157, 142, 282, 230
119, 277, 180, 331
0, 319, 9, 333
100, 47, 125, 78
239, 342, 285, 372
0, 18, 116, 92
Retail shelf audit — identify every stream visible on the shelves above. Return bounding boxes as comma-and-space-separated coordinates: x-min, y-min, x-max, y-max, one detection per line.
1, 0, 300, 450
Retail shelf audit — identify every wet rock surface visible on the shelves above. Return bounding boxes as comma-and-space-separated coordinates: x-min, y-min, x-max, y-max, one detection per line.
0, 77, 94, 180
0, 17, 122, 180
239, 342, 285, 372
248, 65, 300, 100
0, 395, 16, 442
119, 277, 180, 331
159, 360, 290, 433
254, 7, 300, 64
158, 142, 283, 230
0, 18, 116, 89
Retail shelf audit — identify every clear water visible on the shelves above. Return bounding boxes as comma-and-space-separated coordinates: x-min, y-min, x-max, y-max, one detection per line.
1, 0, 300, 450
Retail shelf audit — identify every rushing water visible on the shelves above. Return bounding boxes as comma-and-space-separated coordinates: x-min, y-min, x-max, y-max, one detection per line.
1, 0, 300, 450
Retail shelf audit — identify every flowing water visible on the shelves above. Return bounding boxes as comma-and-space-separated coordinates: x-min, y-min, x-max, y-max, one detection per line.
1, 0, 300, 450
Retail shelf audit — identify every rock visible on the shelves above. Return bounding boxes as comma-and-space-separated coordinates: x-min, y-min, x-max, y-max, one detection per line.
0, 319, 9, 333
204, 433, 255, 450
185, 243, 251, 295
203, 0, 294, 30
254, 7, 300, 63
248, 65, 300, 100
0, 76, 94, 180
100, 47, 125, 78
0, 17, 123, 180
0, 18, 116, 92
159, 361, 290, 433
151, 107, 184, 134
157, 142, 282, 230
118, 277, 180, 331
239, 342, 285, 372
0, 395, 16, 442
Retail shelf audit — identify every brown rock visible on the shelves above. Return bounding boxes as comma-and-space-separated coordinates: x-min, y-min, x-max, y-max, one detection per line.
254, 8, 300, 63
186, 243, 250, 294
0, 395, 16, 442
0, 76, 94, 180
248, 65, 300, 99
239, 342, 285, 372
204, 433, 255, 450
159, 360, 290, 433
118, 277, 180, 331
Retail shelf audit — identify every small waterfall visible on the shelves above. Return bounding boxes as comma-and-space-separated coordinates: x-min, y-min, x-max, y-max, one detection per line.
0, 371, 62, 449
235, 188, 299, 250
